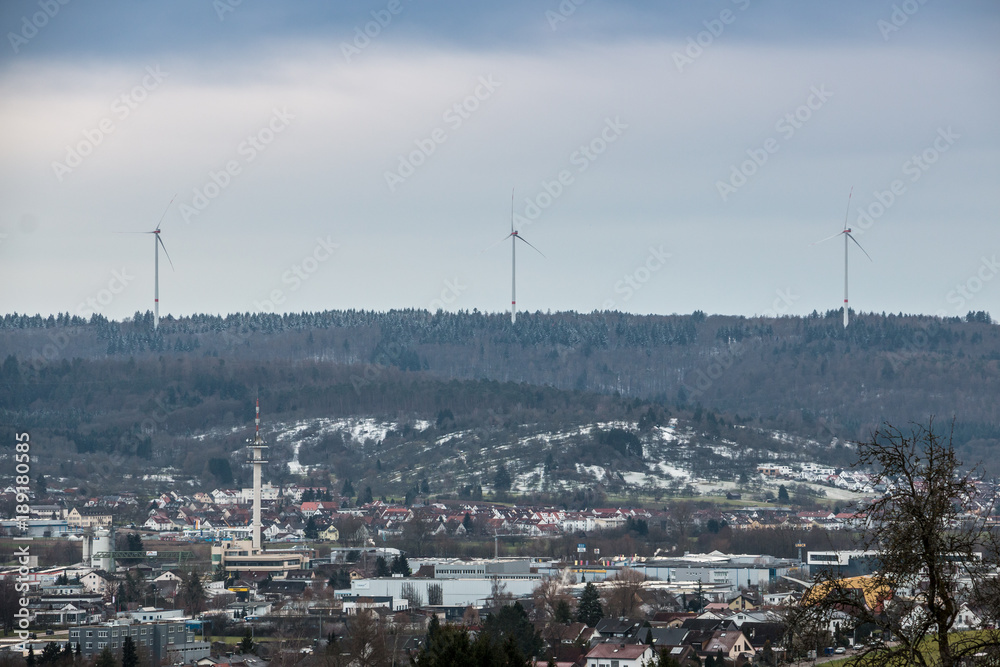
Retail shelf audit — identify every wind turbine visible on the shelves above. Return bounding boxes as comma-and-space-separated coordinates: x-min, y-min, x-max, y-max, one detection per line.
812, 188, 872, 328
130, 197, 175, 330
499, 189, 543, 324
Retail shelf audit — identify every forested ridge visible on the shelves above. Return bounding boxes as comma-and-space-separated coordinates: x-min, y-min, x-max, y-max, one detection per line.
0, 307, 998, 490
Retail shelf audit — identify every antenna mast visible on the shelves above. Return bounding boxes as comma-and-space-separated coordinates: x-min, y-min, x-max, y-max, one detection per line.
249, 395, 268, 552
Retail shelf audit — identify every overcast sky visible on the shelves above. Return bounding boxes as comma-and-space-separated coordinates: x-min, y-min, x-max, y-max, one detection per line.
1, 1, 998, 321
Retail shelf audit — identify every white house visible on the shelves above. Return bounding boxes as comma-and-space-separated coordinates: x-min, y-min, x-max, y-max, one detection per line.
154, 571, 183, 585
239, 483, 279, 504
211, 489, 241, 505
585, 643, 653, 667
80, 571, 111, 595
143, 514, 175, 531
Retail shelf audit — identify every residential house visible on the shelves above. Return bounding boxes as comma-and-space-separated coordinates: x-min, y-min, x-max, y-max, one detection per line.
701, 629, 754, 662
80, 571, 112, 595
584, 643, 653, 667
727, 593, 758, 611
143, 514, 176, 532
593, 617, 643, 641
211, 489, 241, 505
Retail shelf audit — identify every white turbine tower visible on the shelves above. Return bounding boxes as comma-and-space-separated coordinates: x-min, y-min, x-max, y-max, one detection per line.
143, 197, 175, 330
499, 189, 543, 324
813, 188, 872, 328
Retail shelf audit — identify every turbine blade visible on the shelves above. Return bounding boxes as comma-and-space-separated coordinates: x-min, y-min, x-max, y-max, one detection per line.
479, 233, 514, 255
510, 188, 515, 234
157, 235, 175, 270
515, 234, 545, 258
154, 194, 177, 231
810, 231, 844, 246
842, 186, 853, 229
847, 233, 873, 262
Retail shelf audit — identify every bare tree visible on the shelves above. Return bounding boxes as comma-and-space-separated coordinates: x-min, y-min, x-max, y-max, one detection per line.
666, 501, 693, 547
427, 583, 443, 606
601, 567, 648, 618
334, 515, 368, 548
0, 579, 17, 636
795, 421, 1000, 667
404, 514, 434, 556
461, 605, 480, 626
344, 610, 390, 667
487, 576, 513, 609
532, 575, 572, 624
400, 582, 423, 610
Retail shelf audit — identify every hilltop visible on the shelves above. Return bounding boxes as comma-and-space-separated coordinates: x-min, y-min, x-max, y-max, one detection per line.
0, 308, 997, 494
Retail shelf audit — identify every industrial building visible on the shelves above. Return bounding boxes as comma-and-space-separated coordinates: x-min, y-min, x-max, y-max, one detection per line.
68, 620, 209, 666
806, 550, 881, 577
636, 551, 801, 593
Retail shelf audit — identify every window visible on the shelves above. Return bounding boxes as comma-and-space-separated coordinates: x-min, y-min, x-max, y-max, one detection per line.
70, 631, 80, 638
86, 631, 93, 637
112, 643, 117, 649
98, 643, 106, 649
98, 631, 108, 638
112, 631, 118, 637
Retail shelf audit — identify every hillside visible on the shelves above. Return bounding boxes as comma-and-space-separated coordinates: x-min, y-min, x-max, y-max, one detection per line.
0, 308, 998, 491
0, 350, 857, 507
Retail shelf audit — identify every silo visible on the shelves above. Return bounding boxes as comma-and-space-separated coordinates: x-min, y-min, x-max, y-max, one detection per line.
93, 528, 115, 572
81, 532, 92, 564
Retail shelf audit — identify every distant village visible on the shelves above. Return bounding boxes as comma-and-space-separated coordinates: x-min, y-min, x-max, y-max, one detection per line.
5, 456, 894, 544
8, 485, 869, 547
4, 444, 996, 667
0, 468, 884, 667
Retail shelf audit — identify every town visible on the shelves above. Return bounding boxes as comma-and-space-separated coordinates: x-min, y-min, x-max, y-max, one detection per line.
3, 412, 991, 667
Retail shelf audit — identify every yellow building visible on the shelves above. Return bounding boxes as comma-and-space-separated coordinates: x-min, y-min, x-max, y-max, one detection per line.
67, 507, 113, 528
